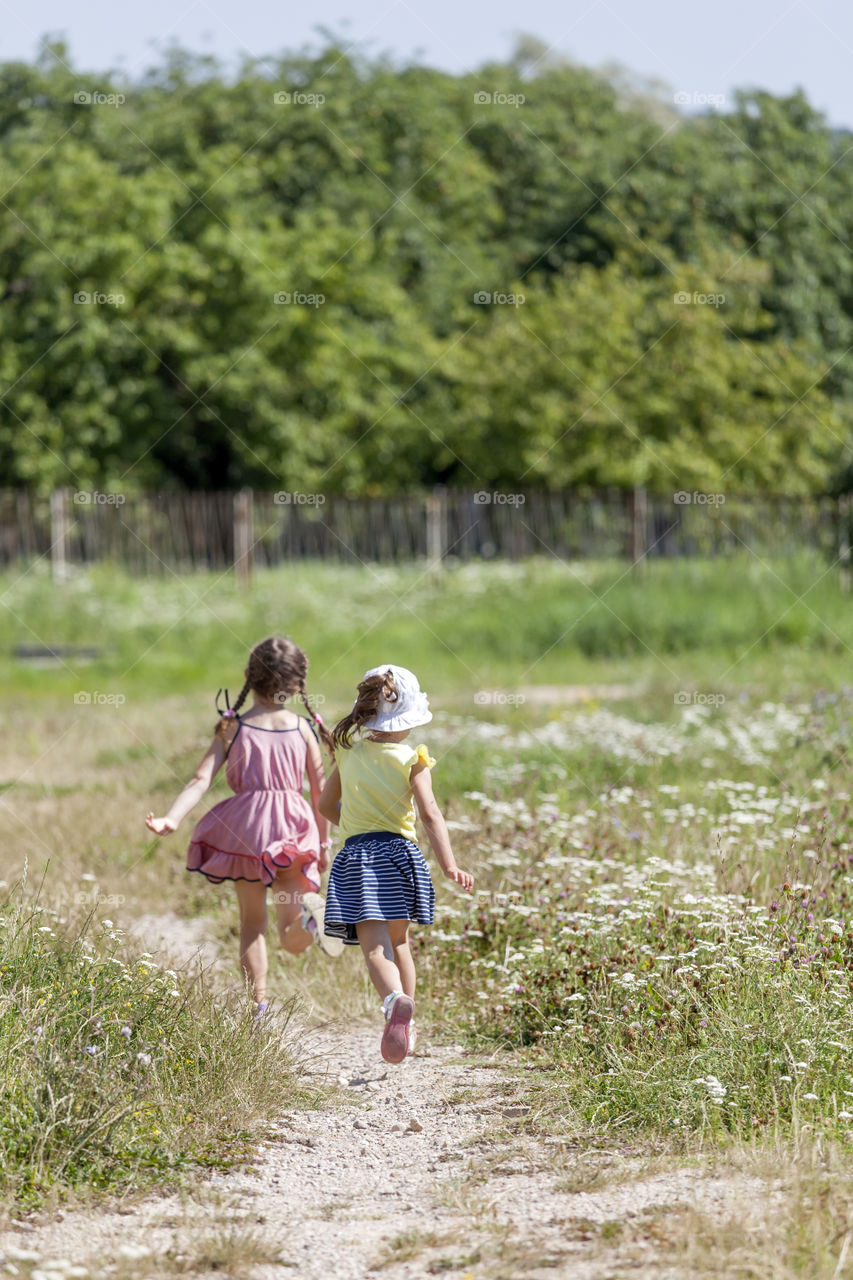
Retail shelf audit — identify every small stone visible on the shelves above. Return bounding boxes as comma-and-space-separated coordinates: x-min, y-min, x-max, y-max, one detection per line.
353, 1119, 368, 1130
337, 1074, 349, 1086
408, 1118, 423, 1132
503, 1106, 531, 1118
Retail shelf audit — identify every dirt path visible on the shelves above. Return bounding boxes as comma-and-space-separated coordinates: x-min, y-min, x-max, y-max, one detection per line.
0, 917, 771, 1279
0, 1019, 769, 1280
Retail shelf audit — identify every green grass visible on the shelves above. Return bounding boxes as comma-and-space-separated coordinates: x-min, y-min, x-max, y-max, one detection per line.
1, 553, 852, 709
3, 555, 853, 1208
416, 687, 853, 1143
0, 888, 312, 1206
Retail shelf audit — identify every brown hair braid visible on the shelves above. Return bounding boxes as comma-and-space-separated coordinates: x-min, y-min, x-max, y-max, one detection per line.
299, 686, 334, 755
332, 669, 398, 750
214, 636, 330, 751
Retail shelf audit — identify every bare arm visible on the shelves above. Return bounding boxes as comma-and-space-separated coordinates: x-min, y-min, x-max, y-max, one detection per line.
145, 731, 231, 834
411, 763, 473, 891
318, 766, 342, 825
300, 721, 331, 867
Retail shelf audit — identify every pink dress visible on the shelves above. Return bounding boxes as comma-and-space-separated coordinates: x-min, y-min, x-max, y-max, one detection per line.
187, 720, 320, 891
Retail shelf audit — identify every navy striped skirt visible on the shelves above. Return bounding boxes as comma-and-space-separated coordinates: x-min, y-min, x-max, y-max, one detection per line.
324, 831, 436, 945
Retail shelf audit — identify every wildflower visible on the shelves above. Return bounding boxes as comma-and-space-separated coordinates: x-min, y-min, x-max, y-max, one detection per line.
84, 1045, 98, 1057
695, 1075, 727, 1103
137, 1052, 152, 1067
120, 1026, 132, 1039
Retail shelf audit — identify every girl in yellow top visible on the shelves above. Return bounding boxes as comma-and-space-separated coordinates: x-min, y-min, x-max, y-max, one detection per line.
319, 664, 473, 1063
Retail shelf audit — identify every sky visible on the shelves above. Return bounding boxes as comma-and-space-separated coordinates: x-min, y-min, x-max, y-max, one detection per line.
4, 0, 853, 128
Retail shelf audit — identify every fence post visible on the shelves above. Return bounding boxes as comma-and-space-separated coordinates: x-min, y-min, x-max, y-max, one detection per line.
839, 494, 851, 594
233, 489, 254, 590
426, 486, 447, 571
627, 485, 647, 572
50, 487, 70, 582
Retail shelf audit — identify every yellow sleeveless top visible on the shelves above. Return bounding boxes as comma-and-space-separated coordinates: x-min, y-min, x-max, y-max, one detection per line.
337, 738, 435, 842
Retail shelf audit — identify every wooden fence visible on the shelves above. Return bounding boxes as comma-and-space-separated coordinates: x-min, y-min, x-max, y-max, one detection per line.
0, 488, 849, 582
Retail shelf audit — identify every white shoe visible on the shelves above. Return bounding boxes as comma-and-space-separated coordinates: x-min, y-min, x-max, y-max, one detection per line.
300, 892, 344, 958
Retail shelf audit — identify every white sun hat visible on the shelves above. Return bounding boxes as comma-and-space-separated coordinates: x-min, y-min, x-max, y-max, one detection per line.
361, 663, 433, 732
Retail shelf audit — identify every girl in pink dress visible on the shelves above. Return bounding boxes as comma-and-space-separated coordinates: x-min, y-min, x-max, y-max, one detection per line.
146, 636, 342, 1012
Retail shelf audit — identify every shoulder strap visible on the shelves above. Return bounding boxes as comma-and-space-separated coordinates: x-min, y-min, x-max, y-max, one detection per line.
300, 714, 319, 744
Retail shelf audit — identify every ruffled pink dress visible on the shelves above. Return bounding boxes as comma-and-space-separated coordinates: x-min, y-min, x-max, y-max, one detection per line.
186, 720, 320, 891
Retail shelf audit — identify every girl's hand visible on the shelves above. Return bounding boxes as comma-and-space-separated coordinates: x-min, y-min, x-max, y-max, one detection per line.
145, 813, 177, 835
445, 865, 474, 892
317, 847, 330, 873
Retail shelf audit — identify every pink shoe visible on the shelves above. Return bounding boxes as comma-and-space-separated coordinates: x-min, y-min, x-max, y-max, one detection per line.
381, 993, 414, 1065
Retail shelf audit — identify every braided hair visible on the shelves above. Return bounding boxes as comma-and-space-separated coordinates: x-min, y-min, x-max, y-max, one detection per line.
332, 669, 398, 750
214, 636, 334, 754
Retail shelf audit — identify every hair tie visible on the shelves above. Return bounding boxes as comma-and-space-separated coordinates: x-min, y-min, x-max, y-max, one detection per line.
215, 688, 240, 720
314, 712, 324, 725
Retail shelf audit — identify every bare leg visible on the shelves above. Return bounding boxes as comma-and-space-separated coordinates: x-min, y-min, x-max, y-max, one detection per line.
356, 919, 411, 1000
272, 866, 314, 955
389, 922, 415, 998
234, 880, 269, 1003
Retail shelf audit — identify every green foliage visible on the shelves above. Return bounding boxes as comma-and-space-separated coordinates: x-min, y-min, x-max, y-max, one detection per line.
0, 40, 851, 492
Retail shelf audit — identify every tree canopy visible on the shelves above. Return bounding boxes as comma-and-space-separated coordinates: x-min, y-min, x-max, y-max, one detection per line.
0, 37, 850, 494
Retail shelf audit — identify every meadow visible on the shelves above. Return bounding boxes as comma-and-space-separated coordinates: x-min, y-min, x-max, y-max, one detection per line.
2, 552, 853, 1269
